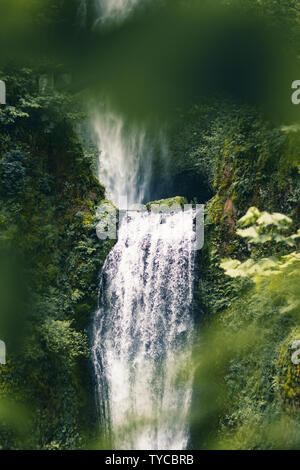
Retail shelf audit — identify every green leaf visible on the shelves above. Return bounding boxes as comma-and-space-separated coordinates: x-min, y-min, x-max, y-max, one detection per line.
238, 207, 261, 227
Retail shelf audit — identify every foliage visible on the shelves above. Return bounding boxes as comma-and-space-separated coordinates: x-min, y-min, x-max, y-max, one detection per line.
193, 206, 300, 449
192, 94, 300, 449
277, 328, 300, 410
221, 208, 300, 315
0, 67, 113, 449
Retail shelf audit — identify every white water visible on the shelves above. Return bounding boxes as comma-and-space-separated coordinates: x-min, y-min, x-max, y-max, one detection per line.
93, 110, 154, 208
94, 0, 142, 24
92, 209, 196, 449
93, 104, 169, 209
78, 0, 145, 27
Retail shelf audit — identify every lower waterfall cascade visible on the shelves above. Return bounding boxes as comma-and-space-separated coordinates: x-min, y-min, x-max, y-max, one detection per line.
92, 208, 196, 450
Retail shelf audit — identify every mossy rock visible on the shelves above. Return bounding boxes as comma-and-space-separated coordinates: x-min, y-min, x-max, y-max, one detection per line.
146, 196, 186, 212
277, 328, 300, 411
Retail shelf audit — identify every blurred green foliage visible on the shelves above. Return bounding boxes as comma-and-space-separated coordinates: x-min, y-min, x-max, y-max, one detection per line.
0, 0, 298, 120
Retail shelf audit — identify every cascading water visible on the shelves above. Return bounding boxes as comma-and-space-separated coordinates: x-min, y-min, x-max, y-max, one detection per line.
92, 208, 196, 449
78, 0, 145, 27
93, 109, 154, 208
94, 0, 142, 24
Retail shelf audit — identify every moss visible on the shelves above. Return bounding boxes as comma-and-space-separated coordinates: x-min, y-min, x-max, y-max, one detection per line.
146, 196, 186, 211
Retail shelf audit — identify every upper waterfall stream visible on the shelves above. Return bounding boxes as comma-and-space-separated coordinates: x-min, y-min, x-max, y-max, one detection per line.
78, 0, 145, 27
92, 209, 196, 449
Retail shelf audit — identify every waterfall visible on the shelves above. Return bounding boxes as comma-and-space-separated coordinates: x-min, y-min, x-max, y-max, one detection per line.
77, 0, 145, 27
93, 107, 169, 209
94, 0, 142, 24
93, 110, 153, 209
88, 0, 195, 450
92, 208, 196, 449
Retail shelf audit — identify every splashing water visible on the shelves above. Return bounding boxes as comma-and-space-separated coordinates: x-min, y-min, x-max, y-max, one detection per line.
92, 209, 196, 449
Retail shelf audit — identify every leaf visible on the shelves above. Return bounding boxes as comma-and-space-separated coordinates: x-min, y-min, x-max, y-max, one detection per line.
238, 207, 261, 227
237, 226, 259, 240
257, 211, 292, 228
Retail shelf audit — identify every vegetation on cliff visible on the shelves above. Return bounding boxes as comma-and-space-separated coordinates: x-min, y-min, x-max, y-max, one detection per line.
0, 67, 113, 449
188, 106, 300, 449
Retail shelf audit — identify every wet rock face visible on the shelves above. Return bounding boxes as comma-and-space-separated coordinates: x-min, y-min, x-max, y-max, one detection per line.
277, 331, 300, 411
